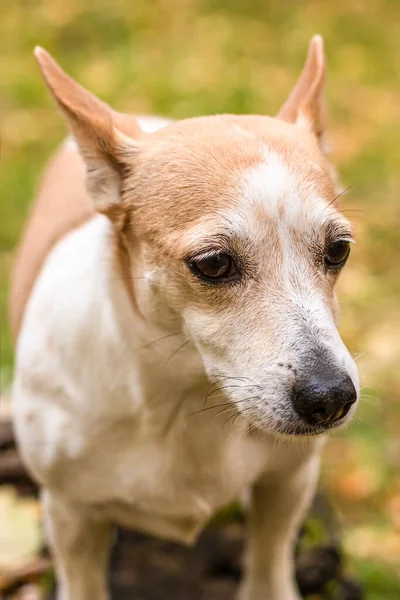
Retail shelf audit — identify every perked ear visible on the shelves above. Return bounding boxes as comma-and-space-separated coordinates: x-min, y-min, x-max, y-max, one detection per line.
34, 47, 141, 212
278, 35, 326, 145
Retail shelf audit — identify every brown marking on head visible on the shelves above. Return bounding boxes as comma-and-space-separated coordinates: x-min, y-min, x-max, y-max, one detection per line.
121, 114, 336, 259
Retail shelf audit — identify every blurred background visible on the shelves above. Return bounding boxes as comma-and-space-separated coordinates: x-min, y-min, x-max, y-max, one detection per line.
1, 0, 399, 598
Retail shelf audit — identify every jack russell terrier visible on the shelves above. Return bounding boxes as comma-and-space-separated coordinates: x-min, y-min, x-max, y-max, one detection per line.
11, 35, 359, 600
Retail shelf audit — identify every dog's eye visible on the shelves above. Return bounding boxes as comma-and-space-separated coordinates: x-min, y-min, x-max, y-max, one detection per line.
324, 240, 351, 269
189, 253, 237, 281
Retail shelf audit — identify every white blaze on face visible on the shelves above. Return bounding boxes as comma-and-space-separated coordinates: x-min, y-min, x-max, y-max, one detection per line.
240, 149, 303, 224
239, 150, 306, 287
238, 149, 335, 274
236, 150, 335, 339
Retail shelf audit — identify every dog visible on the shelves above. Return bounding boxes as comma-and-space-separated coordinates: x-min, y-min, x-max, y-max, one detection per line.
11, 35, 359, 600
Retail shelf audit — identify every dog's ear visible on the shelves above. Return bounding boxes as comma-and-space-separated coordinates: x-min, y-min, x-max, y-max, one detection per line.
278, 35, 326, 146
34, 47, 141, 213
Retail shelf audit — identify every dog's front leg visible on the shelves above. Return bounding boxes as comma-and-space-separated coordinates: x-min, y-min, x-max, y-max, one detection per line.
42, 490, 113, 600
238, 453, 320, 600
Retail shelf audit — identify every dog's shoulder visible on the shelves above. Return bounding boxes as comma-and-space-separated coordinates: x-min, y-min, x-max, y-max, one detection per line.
10, 139, 95, 340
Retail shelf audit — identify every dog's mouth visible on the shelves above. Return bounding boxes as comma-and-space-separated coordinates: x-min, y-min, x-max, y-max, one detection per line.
288, 407, 355, 437
281, 418, 348, 438
244, 410, 352, 439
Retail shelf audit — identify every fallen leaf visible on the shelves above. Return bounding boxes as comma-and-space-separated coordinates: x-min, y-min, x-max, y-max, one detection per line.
0, 487, 43, 571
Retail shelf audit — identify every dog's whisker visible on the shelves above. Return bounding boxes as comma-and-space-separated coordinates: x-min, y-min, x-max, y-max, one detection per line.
134, 332, 183, 352
317, 182, 360, 223
333, 182, 360, 203
206, 383, 253, 395
215, 376, 253, 381
223, 411, 242, 429
163, 339, 191, 366
215, 405, 239, 419
222, 397, 261, 430
162, 396, 187, 438
188, 397, 252, 419
205, 376, 255, 394
206, 376, 258, 388
205, 383, 260, 403
352, 351, 367, 362
187, 402, 235, 418
360, 395, 379, 405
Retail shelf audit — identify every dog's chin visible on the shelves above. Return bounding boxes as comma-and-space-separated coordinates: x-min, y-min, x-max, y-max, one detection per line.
246, 412, 352, 440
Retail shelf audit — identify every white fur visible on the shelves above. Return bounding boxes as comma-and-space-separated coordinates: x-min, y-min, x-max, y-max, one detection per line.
240, 148, 328, 227
241, 149, 297, 220
64, 137, 78, 152
137, 115, 172, 133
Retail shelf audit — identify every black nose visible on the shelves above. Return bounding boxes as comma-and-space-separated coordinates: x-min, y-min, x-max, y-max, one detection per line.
293, 370, 357, 426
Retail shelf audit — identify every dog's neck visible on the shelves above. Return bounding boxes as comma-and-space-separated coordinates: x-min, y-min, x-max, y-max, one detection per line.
103, 221, 214, 434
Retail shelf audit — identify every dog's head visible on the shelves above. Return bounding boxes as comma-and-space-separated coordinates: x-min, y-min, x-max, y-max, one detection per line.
35, 35, 359, 437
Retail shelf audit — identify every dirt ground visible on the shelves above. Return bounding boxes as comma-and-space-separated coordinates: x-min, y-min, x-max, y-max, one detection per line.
104, 525, 362, 600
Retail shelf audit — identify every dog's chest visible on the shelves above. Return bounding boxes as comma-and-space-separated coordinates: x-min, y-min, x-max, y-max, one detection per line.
63, 413, 267, 543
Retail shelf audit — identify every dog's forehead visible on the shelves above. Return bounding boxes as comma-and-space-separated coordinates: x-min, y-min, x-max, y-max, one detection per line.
236, 145, 335, 228
131, 115, 337, 245
153, 115, 331, 197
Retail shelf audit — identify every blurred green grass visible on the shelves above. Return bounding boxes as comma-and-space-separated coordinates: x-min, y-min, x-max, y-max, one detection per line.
1, 1, 400, 597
